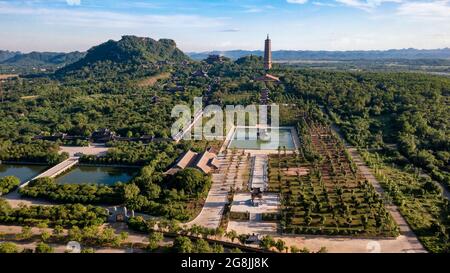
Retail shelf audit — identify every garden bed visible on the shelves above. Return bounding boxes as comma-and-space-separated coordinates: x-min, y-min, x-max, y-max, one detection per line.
268, 118, 399, 237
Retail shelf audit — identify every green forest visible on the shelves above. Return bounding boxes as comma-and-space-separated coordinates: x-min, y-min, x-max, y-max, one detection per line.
0, 35, 448, 252
281, 70, 449, 189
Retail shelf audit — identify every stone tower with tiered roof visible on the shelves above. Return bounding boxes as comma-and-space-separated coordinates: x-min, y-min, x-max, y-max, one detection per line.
264, 34, 272, 70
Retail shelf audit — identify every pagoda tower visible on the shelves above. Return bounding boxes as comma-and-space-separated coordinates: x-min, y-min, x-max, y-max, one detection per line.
264, 34, 272, 70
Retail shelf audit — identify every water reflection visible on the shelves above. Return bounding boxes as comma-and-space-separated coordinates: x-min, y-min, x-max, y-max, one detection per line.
55, 166, 138, 185
0, 164, 48, 182
229, 128, 296, 150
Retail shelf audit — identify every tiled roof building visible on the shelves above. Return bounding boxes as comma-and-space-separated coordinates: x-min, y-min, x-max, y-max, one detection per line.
166, 149, 219, 175
255, 74, 280, 82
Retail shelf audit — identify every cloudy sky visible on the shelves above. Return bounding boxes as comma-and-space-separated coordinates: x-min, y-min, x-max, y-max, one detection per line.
0, 0, 449, 52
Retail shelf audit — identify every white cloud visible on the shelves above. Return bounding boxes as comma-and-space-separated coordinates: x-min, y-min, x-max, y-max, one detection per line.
287, 0, 309, 4
242, 5, 275, 13
313, 2, 338, 7
244, 7, 264, 13
321, 0, 450, 21
0, 2, 225, 29
336, 0, 402, 11
397, 0, 450, 20
220, 28, 240, 32
66, 0, 81, 6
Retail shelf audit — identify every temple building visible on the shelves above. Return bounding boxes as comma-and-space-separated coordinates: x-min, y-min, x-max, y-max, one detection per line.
165, 148, 220, 175
191, 69, 209, 78
264, 34, 272, 70
205, 54, 228, 64
255, 73, 280, 82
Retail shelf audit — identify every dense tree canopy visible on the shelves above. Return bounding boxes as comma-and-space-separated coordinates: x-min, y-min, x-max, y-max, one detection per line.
0, 199, 107, 227
171, 168, 211, 197
0, 176, 20, 195
0, 41, 448, 253
19, 177, 124, 205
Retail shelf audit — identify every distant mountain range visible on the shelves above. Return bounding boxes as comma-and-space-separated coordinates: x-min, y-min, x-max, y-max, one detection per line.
0, 50, 21, 63
0, 50, 85, 69
188, 48, 450, 61
2, 43, 450, 74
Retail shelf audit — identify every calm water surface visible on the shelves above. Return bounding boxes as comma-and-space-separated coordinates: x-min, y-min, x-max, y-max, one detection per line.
0, 164, 48, 182
228, 128, 296, 150
55, 166, 138, 185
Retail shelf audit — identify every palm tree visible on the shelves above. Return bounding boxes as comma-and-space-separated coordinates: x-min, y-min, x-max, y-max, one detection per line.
215, 227, 225, 238
275, 239, 286, 252
225, 230, 238, 243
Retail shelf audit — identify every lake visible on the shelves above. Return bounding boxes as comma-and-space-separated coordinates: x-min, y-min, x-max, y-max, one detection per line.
0, 164, 48, 182
55, 166, 138, 186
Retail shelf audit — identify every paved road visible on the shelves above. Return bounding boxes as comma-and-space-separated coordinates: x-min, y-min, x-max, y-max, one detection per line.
347, 146, 425, 252
276, 234, 425, 253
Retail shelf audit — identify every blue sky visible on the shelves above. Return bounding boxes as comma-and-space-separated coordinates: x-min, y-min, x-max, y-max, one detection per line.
0, 0, 449, 52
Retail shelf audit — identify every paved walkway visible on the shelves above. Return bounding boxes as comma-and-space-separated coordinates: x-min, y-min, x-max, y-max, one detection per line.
2, 191, 54, 208
276, 234, 425, 253
59, 144, 109, 157
227, 221, 278, 236
330, 125, 426, 252
227, 193, 279, 235
19, 157, 79, 188
185, 154, 229, 228
186, 152, 251, 228
346, 146, 425, 251
250, 154, 268, 191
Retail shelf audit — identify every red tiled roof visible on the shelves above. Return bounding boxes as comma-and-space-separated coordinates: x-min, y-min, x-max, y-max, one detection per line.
176, 150, 198, 169
168, 149, 219, 175
255, 74, 280, 82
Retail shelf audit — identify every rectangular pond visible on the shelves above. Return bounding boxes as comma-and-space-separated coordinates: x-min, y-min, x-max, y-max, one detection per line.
55, 166, 139, 186
228, 127, 297, 150
0, 164, 48, 182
